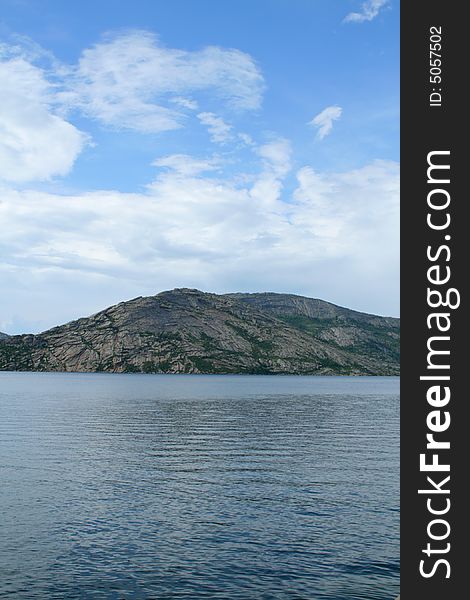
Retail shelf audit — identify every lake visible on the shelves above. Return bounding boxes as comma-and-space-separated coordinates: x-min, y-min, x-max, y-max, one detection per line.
0, 373, 399, 599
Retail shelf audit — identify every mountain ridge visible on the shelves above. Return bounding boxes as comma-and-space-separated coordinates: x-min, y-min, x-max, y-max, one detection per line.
0, 288, 399, 375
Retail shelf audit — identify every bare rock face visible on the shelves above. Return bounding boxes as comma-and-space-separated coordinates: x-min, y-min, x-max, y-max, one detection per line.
228, 292, 399, 366
0, 289, 399, 375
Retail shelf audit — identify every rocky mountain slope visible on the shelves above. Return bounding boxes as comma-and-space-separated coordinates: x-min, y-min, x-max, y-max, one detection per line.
0, 289, 399, 375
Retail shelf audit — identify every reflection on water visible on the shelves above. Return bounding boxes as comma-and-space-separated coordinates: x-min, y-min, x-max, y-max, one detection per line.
0, 373, 399, 599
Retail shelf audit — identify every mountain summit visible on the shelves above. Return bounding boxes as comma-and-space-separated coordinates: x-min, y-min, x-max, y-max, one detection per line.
0, 289, 399, 375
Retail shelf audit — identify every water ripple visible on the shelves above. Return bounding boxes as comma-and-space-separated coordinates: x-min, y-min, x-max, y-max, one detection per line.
0, 373, 399, 599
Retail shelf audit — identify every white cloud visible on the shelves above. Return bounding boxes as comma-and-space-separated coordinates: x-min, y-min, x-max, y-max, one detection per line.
63, 30, 264, 133
250, 139, 292, 210
0, 55, 87, 182
152, 154, 220, 177
238, 132, 254, 146
256, 139, 291, 176
0, 30, 264, 182
0, 155, 399, 331
197, 112, 232, 144
170, 96, 199, 110
0, 31, 399, 331
308, 105, 342, 140
344, 0, 389, 23
293, 160, 399, 257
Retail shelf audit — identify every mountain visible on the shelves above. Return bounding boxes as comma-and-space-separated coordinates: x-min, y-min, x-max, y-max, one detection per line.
0, 332, 9, 341
0, 289, 399, 375
228, 292, 399, 366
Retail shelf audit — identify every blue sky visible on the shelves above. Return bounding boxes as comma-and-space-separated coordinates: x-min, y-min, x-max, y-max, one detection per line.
0, 0, 399, 334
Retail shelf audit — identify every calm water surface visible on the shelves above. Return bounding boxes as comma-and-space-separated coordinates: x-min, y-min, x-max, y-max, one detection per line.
0, 373, 399, 599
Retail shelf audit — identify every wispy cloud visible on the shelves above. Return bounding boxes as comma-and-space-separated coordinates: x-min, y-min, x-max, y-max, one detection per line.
62, 30, 265, 133
197, 112, 232, 144
170, 96, 199, 110
238, 132, 254, 146
308, 106, 342, 140
344, 0, 389, 24
0, 30, 265, 182
256, 139, 292, 177
250, 138, 292, 210
152, 154, 220, 177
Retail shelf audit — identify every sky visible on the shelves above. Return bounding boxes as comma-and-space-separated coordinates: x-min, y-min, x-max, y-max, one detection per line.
0, 0, 399, 334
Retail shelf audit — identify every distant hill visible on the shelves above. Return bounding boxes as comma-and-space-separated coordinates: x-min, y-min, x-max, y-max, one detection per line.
0, 332, 10, 341
0, 289, 399, 375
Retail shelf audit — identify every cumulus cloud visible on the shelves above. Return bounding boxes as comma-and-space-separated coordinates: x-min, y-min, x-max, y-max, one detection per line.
62, 30, 264, 133
308, 106, 342, 140
0, 54, 86, 182
0, 155, 399, 331
197, 112, 233, 144
293, 160, 399, 258
344, 0, 389, 24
